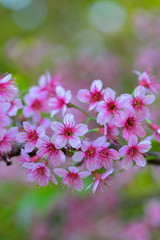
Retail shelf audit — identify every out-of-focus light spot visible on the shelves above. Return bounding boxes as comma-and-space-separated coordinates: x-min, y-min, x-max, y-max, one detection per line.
88, 1, 126, 33
12, 0, 47, 30
75, 29, 106, 54
0, 0, 32, 11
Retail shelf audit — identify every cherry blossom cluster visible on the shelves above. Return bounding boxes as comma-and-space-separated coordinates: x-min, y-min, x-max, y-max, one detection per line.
0, 70, 160, 193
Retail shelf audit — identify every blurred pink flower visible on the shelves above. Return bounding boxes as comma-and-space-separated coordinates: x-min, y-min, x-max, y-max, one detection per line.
77, 79, 105, 111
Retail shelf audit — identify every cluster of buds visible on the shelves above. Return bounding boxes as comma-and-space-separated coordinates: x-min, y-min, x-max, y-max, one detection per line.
0, 70, 160, 193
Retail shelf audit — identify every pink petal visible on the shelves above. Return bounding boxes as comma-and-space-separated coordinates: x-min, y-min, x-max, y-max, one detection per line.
54, 168, 68, 177
72, 151, 85, 162
93, 180, 99, 193
81, 141, 91, 151
133, 153, 146, 167
104, 87, 116, 101
23, 121, 34, 132
51, 121, 64, 134
36, 125, 45, 137
65, 90, 72, 103
54, 135, 68, 149
25, 142, 35, 153
137, 140, 151, 153
16, 132, 28, 142
93, 136, 106, 147
74, 124, 88, 136
143, 95, 155, 105
101, 169, 113, 179
68, 166, 79, 173
56, 86, 65, 97
88, 102, 97, 111
79, 171, 91, 179
121, 156, 133, 170
134, 86, 145, 98
69, 135, 81, 149
128, 135, 138, 147
50, 174, 58, 185
97, 111, 110, 125
90, 79, 103, 92
77, 89, 90, 102
23, 162, 35, 169
63, 113, 75, 128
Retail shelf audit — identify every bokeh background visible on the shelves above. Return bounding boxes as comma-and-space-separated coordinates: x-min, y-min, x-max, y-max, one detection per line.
1, 0, 160, 239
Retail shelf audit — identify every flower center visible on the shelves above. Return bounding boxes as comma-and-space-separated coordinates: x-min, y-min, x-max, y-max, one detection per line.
126, 116, 135, 128
86, 145, 96, 157
31, 100, 42, 110
91, 92, 102, 102
28, 130, 38, 142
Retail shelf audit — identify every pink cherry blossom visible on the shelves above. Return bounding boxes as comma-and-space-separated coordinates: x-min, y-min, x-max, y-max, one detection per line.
0, 73, 18, 100
121, 86, 155, 118
0, 102, 12, 128
119, 135, 151, 170
148, 122, 160, 143
96, 87, 124, 125
145, 200, 160, 227
86, 169, 113, 193
7, 98, 23, 117
134, 69, 160, 94
51, 113, 88, 149
72, 137, 106, 171
49, 86, 72, 117
54, 166, 90, 191
0, 127, 18, 154
114, 110, 145, 140
98, 122, 119, 144
36, 135, 65, 167
23, 162, 57, 186
98, 142, 119, 169
77, 79, 105, 111
16, 121, 45, 153
23, 90, 49, 122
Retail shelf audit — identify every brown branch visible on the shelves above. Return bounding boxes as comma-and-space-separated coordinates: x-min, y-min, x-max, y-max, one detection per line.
1, 142, 160, 167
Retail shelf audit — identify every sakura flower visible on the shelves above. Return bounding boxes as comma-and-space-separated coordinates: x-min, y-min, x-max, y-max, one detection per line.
148, 122, 160, 143
96, 87, 124, 125
86, 169, 113, 193
7, 98, 23, 117
121, 86, 155, 118
77, 79, 105, 111
98, 142, 119, 169
36, 135, 65, 167
54, 166, 90, 191
98, 122, 119, 144
0, 73, 18, 100
51, 113, 88, 149
49, 86, 72, 117
72, 137, 106, 171
23, 162, 57, 186
16, 121, 45, 153
114, 110, 145, 140
0, 102, 12, 128
0, 127, 18, 154
19, 149, 40, 163
119, 135, 151, 170
134, 69, 160, 94
23, 90, 49, 122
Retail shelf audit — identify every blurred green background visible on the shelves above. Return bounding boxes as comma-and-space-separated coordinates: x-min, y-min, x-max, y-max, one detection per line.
1, 0, 160, 239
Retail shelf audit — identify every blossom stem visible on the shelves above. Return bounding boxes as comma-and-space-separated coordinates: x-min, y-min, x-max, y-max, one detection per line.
69, 103, 96, 120
87, 128, 99, 133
